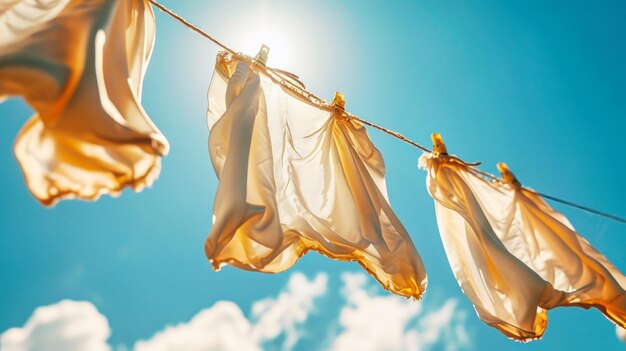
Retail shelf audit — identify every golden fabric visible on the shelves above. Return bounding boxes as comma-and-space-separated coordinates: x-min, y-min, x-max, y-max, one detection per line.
205, 54, 426, 299
419, 152, 626, 341
0, 0, 168, 205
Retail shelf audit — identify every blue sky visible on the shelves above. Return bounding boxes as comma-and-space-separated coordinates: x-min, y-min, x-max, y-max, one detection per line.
1, 0, 625, 350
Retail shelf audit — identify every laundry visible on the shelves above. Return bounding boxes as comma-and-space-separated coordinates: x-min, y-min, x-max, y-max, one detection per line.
205, 51, 427, 299
420, 133, 626, 341
2, 0, 625, 344
0, 0, 168, 205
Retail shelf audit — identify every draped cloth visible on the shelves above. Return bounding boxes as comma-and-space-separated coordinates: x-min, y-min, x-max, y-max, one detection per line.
419, 152, 626, 341
205, 53, 426, 299
0, 0, 168, 205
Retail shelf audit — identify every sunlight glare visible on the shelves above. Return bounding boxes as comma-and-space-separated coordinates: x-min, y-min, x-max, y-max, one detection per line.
241, 1, 292, 69
242, 26, 291, 68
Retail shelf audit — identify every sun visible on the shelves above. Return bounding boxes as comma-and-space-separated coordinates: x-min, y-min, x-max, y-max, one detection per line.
242, 26, 291, 69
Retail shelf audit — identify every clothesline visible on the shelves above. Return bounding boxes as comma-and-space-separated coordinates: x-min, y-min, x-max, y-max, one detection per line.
147, 0, 626, 226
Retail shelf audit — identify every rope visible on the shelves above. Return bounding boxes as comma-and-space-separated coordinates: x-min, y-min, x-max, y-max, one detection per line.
148, 0, 626, 226
345, 115, 432, 153
533, 192, 626, 225
147, 0, 236, 55
466, 167, 626, 224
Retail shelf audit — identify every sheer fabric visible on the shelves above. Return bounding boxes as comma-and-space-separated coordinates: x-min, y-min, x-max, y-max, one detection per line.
617, 326, 626, 343
206, 54, 426, 299
420, 152, 626, 340
0, 0, 168, 205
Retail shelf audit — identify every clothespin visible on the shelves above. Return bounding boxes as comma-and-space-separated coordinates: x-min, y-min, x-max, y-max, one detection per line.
255, 44, 270, 66
431, 133, 448, 156
331, 91, 346, 110
497, 162, 521, 189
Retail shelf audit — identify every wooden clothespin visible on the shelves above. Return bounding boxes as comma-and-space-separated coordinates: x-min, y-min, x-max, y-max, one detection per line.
431, 133, 448, 156
497, 162, 522, 188
255, 44, 270, 66
331, 91, 346, 110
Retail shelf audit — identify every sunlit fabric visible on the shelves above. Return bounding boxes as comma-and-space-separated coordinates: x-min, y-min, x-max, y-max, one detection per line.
205, 53, 426, 299
0, 0, 168, 205
617, 326, 626, 343
419, 148, 626, 341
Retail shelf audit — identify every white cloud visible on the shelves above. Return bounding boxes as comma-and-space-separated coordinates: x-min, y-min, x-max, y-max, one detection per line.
0, 272, 468, 351
616, 326, 626, 343
134, 301, 259, 351
133, 272, 327, 351
330, 272, 469, 351
416, 300, 469, 351
0, 300, 111, 351
251, 272, 327, 350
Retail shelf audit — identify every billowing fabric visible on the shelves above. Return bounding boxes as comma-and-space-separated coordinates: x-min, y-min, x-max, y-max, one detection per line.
205, 54, 426, 299
419, 152, 626, 341
0, 0, 168, 206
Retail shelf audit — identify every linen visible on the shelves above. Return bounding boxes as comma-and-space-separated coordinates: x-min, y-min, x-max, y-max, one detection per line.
0, 0, 168, 205
420, 148, 626, 341
205, 54, 426, 299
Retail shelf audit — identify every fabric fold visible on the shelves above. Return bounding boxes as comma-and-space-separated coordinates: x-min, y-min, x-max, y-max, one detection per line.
419, 145, 626, 341
205, 53, 426, 299
1, 0, 168, 205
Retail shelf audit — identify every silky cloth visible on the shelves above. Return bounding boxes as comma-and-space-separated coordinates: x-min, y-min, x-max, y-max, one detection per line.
0, 0, 168, 205
206, 54, 426, 299
419, 153, 626, 340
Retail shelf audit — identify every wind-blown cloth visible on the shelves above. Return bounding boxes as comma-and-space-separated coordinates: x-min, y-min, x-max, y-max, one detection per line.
0, 0, 168, 206
205, 53, 426, 299
419, 145, 626, 341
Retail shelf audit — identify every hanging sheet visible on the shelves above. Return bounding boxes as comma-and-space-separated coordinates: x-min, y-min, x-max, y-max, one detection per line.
0, 0, 168, 205
205, 53, 426, 299
420, 149, 626, 341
